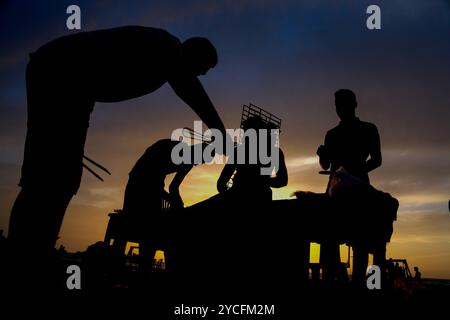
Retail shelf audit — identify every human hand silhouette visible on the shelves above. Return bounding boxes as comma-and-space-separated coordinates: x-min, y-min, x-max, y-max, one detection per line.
316, 145, 326, 157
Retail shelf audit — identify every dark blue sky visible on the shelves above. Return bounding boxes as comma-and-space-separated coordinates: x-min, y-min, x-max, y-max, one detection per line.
1, 0, 450, 277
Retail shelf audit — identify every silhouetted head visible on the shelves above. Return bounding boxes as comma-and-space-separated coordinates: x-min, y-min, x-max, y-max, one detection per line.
334, 89, 357, 121
242, 116, 279, 147
414, 266, 419, 272
182, 37, 218, 76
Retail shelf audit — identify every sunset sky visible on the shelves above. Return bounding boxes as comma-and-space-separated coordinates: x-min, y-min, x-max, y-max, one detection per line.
1, 0, 449, 278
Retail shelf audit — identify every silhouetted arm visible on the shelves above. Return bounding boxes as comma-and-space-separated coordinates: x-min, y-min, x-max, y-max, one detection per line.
169, 165, 192, 208
318, 146, 331, 170
365, 125, 382, 173
317, 132, 333, 170
217, 162, 235, 193
270, 149, 288, 188
169, 75, 226, 133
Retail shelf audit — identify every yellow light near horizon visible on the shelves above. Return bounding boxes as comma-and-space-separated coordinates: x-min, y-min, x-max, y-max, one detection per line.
175, 163, 321, 206
125, 241, 139, 255
310, 243, 320, 263
124, 242, 165, 261
155, 250, 164, 261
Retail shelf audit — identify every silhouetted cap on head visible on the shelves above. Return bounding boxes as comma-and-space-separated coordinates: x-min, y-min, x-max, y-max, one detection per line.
334, 89, 357, 120
182, 37, 218, 75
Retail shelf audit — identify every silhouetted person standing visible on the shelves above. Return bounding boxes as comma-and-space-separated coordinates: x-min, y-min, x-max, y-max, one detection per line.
413, 266, 422, 281
217, 116, 288, 204
8, 26, 226, 265
317, 89, 382, 284
215, 116, 288, 278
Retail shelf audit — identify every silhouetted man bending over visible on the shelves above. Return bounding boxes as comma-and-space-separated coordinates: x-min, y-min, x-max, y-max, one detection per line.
124, 139, 196, 214
8, 26, 226, 260
116, 139, 206, 268
317, 89, 382, 284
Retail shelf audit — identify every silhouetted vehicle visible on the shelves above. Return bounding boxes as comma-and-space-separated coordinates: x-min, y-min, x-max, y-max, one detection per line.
102, 198, 397, 291
308, 245, 351, 282
104, 200, 171, 273
388, 258, 413, 280
385, 258, 428, 295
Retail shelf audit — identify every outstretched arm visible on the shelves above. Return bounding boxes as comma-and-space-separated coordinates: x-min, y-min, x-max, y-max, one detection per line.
169, 75, 226, 133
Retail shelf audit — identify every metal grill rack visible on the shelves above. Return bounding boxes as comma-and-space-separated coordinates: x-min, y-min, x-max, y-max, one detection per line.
240, 103, 282, 131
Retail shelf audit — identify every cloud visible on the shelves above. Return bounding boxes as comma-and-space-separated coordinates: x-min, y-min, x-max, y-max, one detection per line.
370, 148, 450, 200
388, 211, 450, 278
0, 0, 449, 277
286, 156, 318, 170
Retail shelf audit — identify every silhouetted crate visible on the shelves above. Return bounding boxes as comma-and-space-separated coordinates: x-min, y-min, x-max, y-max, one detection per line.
240, 103, 282, 130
